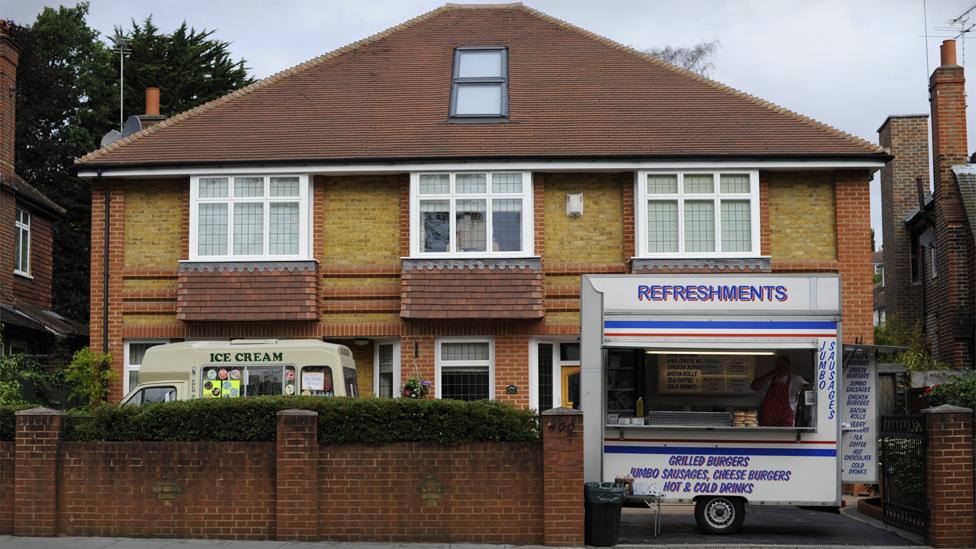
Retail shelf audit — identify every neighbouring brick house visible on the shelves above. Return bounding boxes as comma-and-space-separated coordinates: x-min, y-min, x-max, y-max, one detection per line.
0, 27, 85, 356
76, 3, 885, 402
879, 39, 976, 369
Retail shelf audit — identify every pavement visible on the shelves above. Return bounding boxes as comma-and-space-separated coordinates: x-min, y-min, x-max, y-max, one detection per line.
0, 501, 928, 549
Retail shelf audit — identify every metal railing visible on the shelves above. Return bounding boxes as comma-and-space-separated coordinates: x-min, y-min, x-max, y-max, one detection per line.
879, 414, 928, 537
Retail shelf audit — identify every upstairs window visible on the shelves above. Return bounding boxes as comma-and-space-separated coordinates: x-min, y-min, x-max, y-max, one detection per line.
13, 208, 30, 276
636, 171, 760, 258
410, 172, 533, 257
189, 175, 311, 261
450, 47, 508, 118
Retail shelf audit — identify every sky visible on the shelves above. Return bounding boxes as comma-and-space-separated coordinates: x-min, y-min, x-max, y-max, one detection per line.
7, 0, 976, 248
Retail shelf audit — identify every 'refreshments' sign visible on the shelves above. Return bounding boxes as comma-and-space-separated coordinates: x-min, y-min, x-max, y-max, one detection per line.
594, 275, 840, 314
209, 352, 283, 363
637, 284, 788, 303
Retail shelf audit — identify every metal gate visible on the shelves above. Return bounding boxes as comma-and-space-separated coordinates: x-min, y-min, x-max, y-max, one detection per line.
879, 414, 927, 537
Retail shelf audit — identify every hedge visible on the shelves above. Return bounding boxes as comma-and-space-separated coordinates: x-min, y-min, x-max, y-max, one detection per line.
61, 396, 540, 444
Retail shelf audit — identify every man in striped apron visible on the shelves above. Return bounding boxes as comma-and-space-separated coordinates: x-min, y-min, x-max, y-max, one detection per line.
751, 356, 810, 427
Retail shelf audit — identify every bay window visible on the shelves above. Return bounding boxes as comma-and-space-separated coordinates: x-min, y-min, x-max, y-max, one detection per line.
410, 172, 533, 257
636, 171, 760, 257
189, 175, 311, 260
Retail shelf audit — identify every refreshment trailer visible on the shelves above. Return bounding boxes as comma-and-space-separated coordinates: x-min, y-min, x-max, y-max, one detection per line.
580, 274, 878, 534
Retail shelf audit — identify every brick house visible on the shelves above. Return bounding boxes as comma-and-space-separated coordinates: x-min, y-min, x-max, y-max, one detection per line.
879, 39, 976, 369
76, 3, 884, 402
0, 27, 85, 356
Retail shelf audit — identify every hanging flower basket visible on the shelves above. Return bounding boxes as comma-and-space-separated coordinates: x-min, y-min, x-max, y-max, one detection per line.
403, 377, 432, 399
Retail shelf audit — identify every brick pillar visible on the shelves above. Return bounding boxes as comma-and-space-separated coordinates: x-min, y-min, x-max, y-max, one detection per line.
835, 169, 874, 344
542, 407, 584, 546
275, 409, 319, 541
923, 404, 975, 548
13, 407, 63, 537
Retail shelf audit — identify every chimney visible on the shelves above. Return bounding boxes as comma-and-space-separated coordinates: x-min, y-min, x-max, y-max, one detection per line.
0, 27, 20, 182
928, 38, 973, 367
878, 114, 929, 329
145, 86, 160, 116
137, 86, 166, 130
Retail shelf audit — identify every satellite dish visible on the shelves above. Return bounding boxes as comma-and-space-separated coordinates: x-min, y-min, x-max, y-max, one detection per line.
100, 129, 122, 147
122, 115, 143, 137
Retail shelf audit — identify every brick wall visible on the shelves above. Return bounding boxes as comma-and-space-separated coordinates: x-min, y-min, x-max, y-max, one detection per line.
544, 172, 627, 266
768, 172, 837, 261
0, 187, 15, 305
0, 441, 12, 534
0, 408, 583, 545
59, 442, 276, 538
878, 115, 928, 329
124, 180, 183, 268
11, 208, 55, 309
319, 442, 543, 543
0, 34, 18, 182
835, 170, 875, 344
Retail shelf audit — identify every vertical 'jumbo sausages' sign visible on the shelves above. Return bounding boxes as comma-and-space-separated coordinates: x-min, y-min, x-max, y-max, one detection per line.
841, 349, 877, 483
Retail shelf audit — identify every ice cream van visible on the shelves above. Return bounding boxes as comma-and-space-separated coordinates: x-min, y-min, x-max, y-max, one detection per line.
121, 339, 359, 405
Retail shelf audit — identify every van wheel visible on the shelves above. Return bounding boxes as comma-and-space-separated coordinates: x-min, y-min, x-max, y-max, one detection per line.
695, 496, 745, 535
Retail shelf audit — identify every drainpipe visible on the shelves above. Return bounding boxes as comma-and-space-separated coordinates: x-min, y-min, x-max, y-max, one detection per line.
100, 170, 110, 353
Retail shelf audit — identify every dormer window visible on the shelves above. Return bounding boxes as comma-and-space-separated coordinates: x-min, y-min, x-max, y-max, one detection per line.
450, 47, 508, 118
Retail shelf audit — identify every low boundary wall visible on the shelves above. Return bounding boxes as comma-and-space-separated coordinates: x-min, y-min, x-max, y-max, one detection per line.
0, 407, 583, 545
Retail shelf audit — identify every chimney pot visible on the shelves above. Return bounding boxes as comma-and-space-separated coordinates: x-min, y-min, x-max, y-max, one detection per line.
145, 87, 160, 116
941, 39, 958, 67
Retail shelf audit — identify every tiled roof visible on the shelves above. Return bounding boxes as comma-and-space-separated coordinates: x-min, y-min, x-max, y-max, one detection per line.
77, 3, 884, 168
0, 174, 65, 217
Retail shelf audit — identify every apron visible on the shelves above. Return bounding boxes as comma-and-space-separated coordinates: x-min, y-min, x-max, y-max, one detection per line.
760, 378, 796, 427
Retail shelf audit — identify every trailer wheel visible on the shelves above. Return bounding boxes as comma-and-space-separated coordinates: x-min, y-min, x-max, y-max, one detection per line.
694, 496, 745, 535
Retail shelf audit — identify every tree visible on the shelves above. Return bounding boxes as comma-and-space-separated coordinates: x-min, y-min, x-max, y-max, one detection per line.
11, 5, 254, 323
645, 40, 719, 77
111, 17, 253, 120
9, 3, 116, 322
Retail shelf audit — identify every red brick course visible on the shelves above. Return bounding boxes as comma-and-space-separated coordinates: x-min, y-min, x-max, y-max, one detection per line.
0, 441, 13, 535
542, 409, 584, 545
13, 410, 62, 537
276, 410, 318, 540
834, 170, 874, 344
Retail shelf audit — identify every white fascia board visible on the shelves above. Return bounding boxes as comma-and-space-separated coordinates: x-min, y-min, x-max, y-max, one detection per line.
78, 159, 886, 179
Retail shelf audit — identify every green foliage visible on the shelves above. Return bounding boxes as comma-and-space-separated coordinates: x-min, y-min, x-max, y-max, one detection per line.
65, 348, 115, 408
0, 405, 31, 440
873, 317, 947, 372
0, 354, 68, 407
11, 5, 253, 322
111, 17, 254, 118
926, 370, 976, 409
63, 396, 541, 444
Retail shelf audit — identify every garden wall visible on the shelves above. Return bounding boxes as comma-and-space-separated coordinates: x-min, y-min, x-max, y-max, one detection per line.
0, 407, 582, 545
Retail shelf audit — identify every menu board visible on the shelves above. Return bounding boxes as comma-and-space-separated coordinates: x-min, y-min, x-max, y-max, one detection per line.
658, 355, 755, 394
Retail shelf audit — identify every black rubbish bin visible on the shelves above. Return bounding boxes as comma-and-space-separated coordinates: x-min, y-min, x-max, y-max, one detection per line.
584, 482, 625, 546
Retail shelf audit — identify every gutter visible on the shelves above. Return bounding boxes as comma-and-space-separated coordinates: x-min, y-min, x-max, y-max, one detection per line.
73, 152, 894, 176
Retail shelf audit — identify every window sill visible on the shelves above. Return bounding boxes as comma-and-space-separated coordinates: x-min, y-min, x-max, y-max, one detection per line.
13, 270, 33, 280
630, 256, 771, 273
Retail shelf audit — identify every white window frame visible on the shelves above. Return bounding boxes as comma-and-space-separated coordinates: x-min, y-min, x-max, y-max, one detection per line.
188, 174, 313, 261
434, 337, 495, 401
373, 339, 401, 398
635, 170, 761, 258
409, 172, 534, 258
123, 339, 169, 394
14, 208, 30, 277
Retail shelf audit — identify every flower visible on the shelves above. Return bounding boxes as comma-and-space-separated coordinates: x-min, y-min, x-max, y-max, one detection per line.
403, 376, 432, 399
